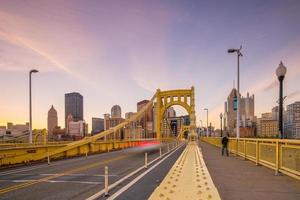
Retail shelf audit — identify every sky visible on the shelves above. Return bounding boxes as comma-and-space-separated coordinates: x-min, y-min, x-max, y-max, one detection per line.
0, 0, 300, 130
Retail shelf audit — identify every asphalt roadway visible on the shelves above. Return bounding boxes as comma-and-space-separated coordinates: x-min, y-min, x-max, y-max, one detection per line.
0, 143, 185, 200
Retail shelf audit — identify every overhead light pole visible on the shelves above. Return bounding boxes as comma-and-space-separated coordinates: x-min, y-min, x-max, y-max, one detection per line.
199, 119, 203, 136
203, 108, 208, 137
276, 61, 287, 139
220, 113, 223, 137
29, 69, 39, 143
228, 46, 243, 138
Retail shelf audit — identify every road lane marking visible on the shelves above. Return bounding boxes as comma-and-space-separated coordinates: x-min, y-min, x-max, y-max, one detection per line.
41, 173, 117, 177
0, 179, 102, 185
86, 143, 185, 200
0, 148, 128, 176
0, 173, 117, 177
0, 165, 50, 176
106, 144, 185, 200
0, 154, 130, 195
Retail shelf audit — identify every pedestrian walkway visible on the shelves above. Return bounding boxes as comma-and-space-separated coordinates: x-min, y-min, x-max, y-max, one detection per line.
200, 141, 300, 200
149, 142, 221, 200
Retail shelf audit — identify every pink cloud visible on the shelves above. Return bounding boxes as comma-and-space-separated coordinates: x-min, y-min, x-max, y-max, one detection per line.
262, 80, 278, 92
288, 90, 300, 99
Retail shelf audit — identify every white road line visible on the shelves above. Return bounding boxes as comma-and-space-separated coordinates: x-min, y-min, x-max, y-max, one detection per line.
86, 143, 185, 200
0, 173, 118, 177
0, 179, 102, 185
41, 173, 118, 177
0, 148, 128, 176
0, 165, 50, 176
107, 144, 184, 200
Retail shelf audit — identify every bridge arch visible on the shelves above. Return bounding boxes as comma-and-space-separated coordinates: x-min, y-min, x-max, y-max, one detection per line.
178, 125, 191, 140
155, 87, 196, 139
161, 102, 191, 117
33, 129, 47, 144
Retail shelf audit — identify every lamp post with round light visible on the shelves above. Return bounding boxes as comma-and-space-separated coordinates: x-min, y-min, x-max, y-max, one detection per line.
276, 61, 287, 139
227, 46, 243, 138
29, 69, 39, 143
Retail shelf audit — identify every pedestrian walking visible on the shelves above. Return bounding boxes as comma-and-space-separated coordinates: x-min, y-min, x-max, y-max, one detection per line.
221, 134, 229, 156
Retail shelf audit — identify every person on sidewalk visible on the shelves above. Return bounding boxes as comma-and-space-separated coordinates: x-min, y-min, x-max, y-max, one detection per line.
221, 134, 229, 156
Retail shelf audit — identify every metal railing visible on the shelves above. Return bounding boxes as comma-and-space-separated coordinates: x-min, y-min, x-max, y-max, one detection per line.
201, 137, 300, 180
0, 138, 177, 167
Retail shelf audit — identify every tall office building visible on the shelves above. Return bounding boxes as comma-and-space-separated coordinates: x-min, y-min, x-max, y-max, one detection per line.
125, 112, 135, 119
137, 100, 154, 135
272, 106, 279, 120
256, 106, 280, 138
65, 92, 83, 127
224, 88, 256, 137
285, 101, 300, 139
66, 114, 73, 134
47, 105, 58, 135
92, 117, 104, 135
165, 107, 176, 118
111, 105, 121, 118
68, 120, 88, 138
162, 107, 177, 137
103, 112, 125, 140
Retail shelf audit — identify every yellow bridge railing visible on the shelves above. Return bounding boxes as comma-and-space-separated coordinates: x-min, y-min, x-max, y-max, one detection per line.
201, 137, 300, 180
0, 138, 168, 167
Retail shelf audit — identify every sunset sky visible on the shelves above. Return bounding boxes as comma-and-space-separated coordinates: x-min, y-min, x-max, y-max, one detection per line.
0, 0, 300, 129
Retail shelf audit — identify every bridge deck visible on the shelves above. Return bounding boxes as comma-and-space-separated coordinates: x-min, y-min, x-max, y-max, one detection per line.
200, 141, 300, 200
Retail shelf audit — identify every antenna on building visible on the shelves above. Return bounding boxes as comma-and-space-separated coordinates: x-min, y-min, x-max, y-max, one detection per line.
276, 96, 287, 103
233, 80, 235, 89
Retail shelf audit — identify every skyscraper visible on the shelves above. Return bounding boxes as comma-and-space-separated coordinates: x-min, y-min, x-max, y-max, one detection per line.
92, 117, 104, 135
137, 100, 154, 135
256, 106, 280, 138
125, 112, 135, 119
65, 92, 83, 127
285, 101, 300, 139
103, 112, 125, 140
224, 88, 256, 137
47, 105, 58, 135
111, 105, 121, 118
162, 107, 177, 137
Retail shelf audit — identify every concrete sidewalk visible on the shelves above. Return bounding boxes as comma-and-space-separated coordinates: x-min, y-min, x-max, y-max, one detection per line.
149, 142, 221, 200
199, 142, 300, 200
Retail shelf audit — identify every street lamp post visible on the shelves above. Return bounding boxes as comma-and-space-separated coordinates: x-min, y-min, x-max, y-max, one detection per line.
199, 120, 203, 136
204, 108, 208, 137
220, 113, 223, 137
228, 46, 243, 138
29, 69, 39, 144
276, 61, 287, 139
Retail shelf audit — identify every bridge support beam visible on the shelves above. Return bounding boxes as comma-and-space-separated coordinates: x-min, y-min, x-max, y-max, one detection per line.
189, 86, 197, 140
155, 89, 161, 140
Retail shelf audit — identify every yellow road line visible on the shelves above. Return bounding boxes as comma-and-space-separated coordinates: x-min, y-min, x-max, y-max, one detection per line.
148, 142, 221, 200
0, 154, 130, 195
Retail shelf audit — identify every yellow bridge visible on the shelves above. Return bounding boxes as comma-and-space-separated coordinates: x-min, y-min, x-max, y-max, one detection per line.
0, 87, 299, 200
0, 87, 197, 166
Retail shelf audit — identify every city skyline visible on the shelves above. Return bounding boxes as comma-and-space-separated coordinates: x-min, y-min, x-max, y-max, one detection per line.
1, 0, 300, 129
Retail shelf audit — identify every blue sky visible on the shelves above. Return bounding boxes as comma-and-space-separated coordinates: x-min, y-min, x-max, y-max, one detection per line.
0, 0, 300, 129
